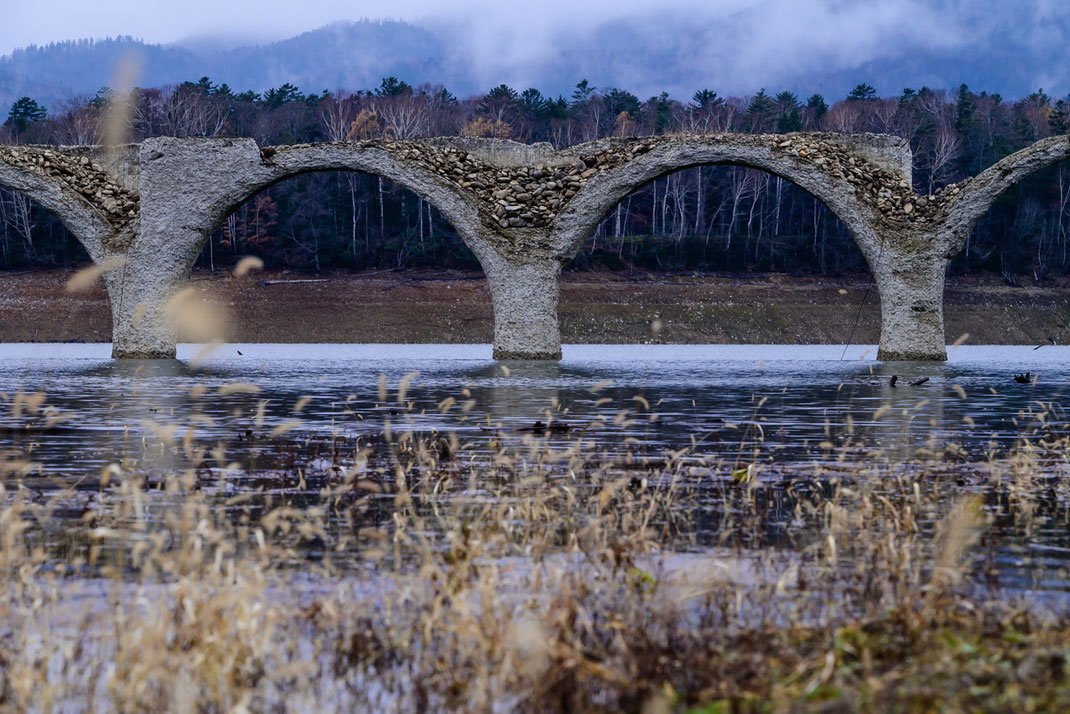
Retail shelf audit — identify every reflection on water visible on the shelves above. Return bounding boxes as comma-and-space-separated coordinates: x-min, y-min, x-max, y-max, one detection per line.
3, 342, 1067, 472
1, 342, 1069, 589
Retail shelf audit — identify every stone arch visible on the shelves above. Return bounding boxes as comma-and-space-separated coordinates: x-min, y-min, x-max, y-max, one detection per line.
121, 137, 512, 358
549, 137, 888, 267
546, 135, 958, 362
143, 139, 491, 273
0, 157, 118, 263
943, 134, 1070, 256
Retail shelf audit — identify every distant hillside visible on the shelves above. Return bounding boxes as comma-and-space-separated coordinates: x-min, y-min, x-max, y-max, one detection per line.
0, 21, 448, 116
0, 37, 201, 114
1, 14, 1068, 117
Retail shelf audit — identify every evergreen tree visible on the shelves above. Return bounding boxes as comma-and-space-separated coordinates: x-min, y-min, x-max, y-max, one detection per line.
774, 91, 798, 110
954, 84, 977, 133
846, 83, 877, 101
262, 83, 306, 108
645, 92, 673, 132
571, 79, 596, 104
486, 84, 518, 102
806, 93, 828, 119
480, 84, 519, 123
1012, 100, 1037, 143
89, 87, 113, 109
777, 107, 802, 133
546, 96, 570, 120
375, 77, 412, 98
519, 88, 546, 113
774, 91, 800, 131
747, 89, 776, 132
5, 97, 47, 132
955, 83, 980, 173
691, 89, 721, 109
603, 89, 641, 119
1049, 99, 1068, 135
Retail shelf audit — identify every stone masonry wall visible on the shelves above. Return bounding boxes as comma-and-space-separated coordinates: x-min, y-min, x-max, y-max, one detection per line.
276, 133, 963, 231
0, 132, 976, 245
0, 145, 139, 231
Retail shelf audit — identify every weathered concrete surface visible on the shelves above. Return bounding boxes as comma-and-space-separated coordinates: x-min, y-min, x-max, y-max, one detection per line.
482, 254, 562, 359
1, 132, 1068, 362
867, 227, 949, 361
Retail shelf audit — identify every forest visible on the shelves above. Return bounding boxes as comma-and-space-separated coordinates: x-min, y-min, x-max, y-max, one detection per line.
1, 77, 1068, 278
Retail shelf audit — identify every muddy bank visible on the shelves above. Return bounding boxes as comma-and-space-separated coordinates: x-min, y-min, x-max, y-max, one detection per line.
0, 268, 1066, 346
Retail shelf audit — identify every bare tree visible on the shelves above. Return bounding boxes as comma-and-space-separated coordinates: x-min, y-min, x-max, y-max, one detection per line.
371, 93, 431, 139
927, 126, 961, 193
319, 91, 359, 142
158, 85, 228, 138
55, 98, 103, 145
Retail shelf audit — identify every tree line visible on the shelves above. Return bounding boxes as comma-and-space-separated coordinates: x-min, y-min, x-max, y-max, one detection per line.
1, 77, 1069, 279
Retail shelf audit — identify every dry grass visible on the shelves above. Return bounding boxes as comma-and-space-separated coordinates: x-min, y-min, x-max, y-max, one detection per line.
0, 380, 1068, 712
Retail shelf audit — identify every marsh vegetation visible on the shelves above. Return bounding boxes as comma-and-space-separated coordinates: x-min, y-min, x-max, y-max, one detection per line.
0, 341, 1068, 711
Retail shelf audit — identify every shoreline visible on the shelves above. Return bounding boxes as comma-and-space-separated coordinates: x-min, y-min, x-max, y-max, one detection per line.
1, 268, 1067, 346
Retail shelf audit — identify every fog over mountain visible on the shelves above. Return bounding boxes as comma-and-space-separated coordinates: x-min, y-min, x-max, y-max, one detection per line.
1, 0, 1068, 116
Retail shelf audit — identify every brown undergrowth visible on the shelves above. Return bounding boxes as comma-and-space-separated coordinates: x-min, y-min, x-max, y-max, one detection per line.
0, 384, 1068, 712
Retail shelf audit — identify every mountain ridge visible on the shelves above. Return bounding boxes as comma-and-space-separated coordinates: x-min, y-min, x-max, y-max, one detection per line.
1, 16, 1067, 118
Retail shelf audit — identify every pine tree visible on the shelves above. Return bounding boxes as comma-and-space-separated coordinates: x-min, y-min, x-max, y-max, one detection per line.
571, 79, 596, 104
777, 107, 802, 133
5, 97, 47, 132
646, 92, 673, 132
747, 89, 776, 132
806, 93, 828, 120
486, 84, 518, 102
774, 91, 798, 110
846, 83, 877, 101
954, 84, 977, 133
1049, 99, 1068, 136
955, 84, 979, 173
480, 85, 519, 123
603, 89, 641, 119
691, 89, 720, 109
519, 88, 546, 112
375, 77, 412, 98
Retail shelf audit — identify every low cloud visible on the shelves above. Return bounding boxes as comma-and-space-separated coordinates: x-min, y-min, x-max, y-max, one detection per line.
2, 0, 1067, 101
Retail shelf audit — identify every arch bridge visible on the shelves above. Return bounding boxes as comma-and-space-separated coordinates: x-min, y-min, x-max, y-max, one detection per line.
1, 131, 1067, 360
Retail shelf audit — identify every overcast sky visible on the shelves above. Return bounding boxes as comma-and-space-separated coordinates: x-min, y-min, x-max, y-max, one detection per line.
3, 0, 1068, 98
4, 0, 1062, 55
3, 0, 696, 54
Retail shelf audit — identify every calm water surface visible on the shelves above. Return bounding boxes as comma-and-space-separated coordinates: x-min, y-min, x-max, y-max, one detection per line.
1, 342, 1066, 470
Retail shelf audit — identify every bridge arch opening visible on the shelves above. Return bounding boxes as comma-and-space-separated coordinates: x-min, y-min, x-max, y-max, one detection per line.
188, 168, 494, 345
202, 169, 479, 272
0, 186, 113, 342
560, 162, 878, 346
953, 157, 1070, 275
566, 164, 863, 272
941, 154, 1070, 345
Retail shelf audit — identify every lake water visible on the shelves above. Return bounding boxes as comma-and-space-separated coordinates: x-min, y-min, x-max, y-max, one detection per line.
2, 342, 1067, 470
2, 342, 1069, 590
